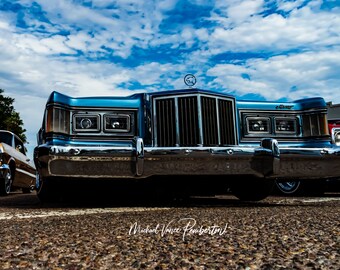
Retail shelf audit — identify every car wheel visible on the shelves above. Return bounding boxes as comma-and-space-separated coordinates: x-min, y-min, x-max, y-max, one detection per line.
231, 177, 275, 201
275, 180, 301, 195
0, 168, 12, 196
274, 179, 326, 196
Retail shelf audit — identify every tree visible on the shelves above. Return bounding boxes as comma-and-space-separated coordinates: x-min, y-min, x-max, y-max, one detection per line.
0, 89, 27, 142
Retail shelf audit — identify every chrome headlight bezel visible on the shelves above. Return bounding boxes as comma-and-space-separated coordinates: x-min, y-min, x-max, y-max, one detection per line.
73, 114, 100, 132
103, 113, 131, 133
246, 117, 271, 134
70, 110, 136, 137
274, 117, 298, 134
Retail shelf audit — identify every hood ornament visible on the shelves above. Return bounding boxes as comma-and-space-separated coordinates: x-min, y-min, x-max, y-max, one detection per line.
184, 74, 197, 88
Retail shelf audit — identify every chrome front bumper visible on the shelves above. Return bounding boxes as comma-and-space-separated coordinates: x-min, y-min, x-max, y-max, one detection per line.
34, 138, 340, 180
34, 138, 280, 179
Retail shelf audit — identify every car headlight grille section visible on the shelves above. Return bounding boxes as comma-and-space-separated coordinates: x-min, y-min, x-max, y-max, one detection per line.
69, 110, 136, 137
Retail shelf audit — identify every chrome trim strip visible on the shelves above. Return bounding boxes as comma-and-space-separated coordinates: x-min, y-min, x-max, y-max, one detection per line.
197, 94, 204, 146
215, 98, 221, 145
16, 168, 36, 179
174, 97, 180, 147
135, 137, 144, 176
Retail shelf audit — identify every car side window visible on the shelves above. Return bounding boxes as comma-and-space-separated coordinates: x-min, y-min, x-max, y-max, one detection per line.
0, 132, 13, 146
14, 137, 25, 155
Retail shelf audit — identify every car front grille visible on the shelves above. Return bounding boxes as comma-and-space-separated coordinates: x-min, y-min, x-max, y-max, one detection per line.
153, 93, 236, 147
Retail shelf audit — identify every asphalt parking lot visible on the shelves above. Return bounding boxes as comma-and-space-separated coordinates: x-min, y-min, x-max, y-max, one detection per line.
0, 191, 339, 269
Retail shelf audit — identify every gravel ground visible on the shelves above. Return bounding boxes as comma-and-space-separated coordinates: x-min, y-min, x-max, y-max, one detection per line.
0, 193, 339, 269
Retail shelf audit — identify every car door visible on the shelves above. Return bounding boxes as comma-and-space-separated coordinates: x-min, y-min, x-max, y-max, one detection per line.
12, 136, 36, 188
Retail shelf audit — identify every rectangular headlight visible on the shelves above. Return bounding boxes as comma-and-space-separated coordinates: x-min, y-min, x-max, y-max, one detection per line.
104, 114, 131, 132
73, 114, 100, 132
46, 107, 70, 134
247, 117, 270, 133
275, 118, 297, 133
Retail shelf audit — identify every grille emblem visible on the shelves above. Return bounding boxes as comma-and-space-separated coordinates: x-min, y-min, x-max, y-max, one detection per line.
184, 74, 197, 87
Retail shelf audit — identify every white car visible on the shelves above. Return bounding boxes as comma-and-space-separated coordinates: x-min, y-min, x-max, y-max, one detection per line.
0, 130, 36, 195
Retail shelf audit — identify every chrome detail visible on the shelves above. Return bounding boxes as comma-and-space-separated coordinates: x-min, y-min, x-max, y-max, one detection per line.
69, 148, 80, 155
184, 74, 197, 87
35, 142, 340, 179
69, 109, 137, 137
73, 113, 99, 132
331, 127, 340, 146
104, 114, 131, 132
246, 117, 270, 134
274, 117, 298, 134
240, 109, 329, 141
135, 137, 144, 176
153, 93, 236, 147
260, 138, 280, 158
37, 144, 276, 178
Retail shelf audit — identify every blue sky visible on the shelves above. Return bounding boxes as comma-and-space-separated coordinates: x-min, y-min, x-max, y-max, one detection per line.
0, 0, 339, 158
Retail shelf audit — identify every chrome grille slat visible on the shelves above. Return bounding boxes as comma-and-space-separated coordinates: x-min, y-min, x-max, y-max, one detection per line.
154, 93, 236, 147
155, 98, 176, 147
202, 96, 218, 146
219, 99, 236, 145
178, 96, 199, 146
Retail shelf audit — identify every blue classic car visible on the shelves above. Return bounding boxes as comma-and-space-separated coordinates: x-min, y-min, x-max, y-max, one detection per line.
33, 88, 340, 202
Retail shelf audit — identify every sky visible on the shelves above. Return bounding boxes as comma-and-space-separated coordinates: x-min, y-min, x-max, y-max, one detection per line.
0, 0, 339, 158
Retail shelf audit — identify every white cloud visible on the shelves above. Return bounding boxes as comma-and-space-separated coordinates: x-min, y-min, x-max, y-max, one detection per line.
207, 48, 340, 103
30, 0, 173, 58
208, 1, 340, 53
276, 0, 306, 12
227, 0, 264, 23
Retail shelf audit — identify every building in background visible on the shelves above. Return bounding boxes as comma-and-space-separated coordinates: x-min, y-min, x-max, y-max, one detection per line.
327, 102, 340, 119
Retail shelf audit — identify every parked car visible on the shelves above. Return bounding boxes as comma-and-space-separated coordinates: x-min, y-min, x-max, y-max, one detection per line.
0, 130, 36, 195
274, 118, 340, 195
33, 89, 340, 202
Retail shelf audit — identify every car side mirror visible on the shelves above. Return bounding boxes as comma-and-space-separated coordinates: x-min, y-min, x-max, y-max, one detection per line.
16, 145, 23, 152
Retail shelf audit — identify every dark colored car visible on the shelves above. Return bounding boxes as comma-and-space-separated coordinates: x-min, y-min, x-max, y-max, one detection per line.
0, 130, 36, 195
33, 89, 340, 202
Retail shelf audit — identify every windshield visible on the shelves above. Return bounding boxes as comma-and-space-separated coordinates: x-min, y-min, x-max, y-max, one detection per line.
0, 131, 13, 146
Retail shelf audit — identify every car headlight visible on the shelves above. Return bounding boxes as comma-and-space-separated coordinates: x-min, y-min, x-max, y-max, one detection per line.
104, 114, 131, 132
46, 106, 70, 134
246, 117, 270, 133
332, 128, 340, 146
275, 118, 297, 133
73, 114, 100, 132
